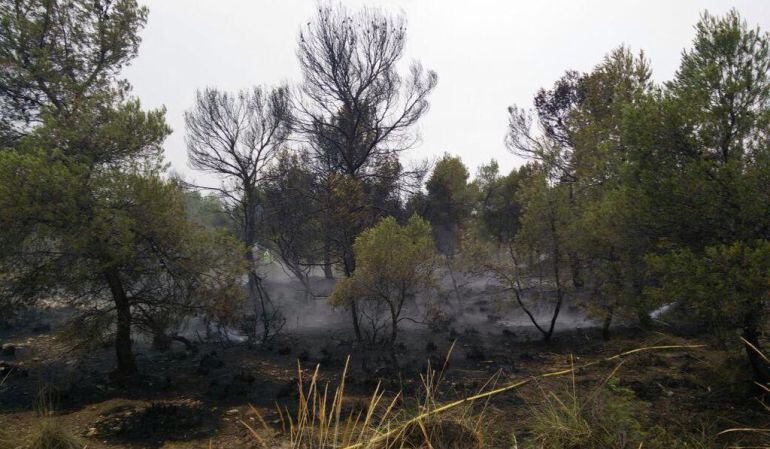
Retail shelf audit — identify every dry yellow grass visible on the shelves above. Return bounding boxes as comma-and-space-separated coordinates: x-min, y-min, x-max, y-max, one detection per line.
713, 337, 770, 448
27, 418, 82, 449
241, 343, 705, 449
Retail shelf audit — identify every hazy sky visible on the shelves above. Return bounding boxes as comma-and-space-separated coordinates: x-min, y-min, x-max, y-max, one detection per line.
123, 1, 770, 184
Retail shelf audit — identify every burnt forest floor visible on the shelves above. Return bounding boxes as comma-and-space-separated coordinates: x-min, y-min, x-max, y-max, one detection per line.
0, 306, 767, 449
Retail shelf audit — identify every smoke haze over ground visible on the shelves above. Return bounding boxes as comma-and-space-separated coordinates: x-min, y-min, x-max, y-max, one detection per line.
232, 261, 598, 344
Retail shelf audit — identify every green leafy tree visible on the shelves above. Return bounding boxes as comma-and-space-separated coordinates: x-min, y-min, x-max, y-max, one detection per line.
0, 0, 245, 378
484, 166, 573, 342
668, 9, 770, 165
657, 9, 770, 249
0, 0, 148, 145
569, 48, 653, 332
424, 154, 473, 254
329, 216, 436, 345
636, 10, 770, 379
507, 46, 656, 334
261, 150, 322, 295
0, 104, 245, 378
474, 160, 532, 247
421, 154, 477, 307
181, 189, 231, 231
296, 2, 437, 341
185, 86, 291, 344
647, 241, 770, 382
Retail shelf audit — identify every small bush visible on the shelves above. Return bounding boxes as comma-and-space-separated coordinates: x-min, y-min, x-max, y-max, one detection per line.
644, 425, 715, 449
0, 374, 16, 449
528, 377, 645, 449
262, 349, 487, 449
28, 419, 81, 449
401, 417, 482, 449
269, 359, 401, 449
0, 429, 17, 449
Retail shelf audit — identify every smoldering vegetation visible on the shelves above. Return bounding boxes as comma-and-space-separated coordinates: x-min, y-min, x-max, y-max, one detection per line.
1, 1, 770, 449
255, 265, 595, 338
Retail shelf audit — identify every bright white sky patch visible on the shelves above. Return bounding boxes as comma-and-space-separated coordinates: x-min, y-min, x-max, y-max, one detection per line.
123, 0, 770, 186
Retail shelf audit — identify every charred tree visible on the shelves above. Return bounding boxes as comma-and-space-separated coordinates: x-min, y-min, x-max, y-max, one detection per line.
294, 3, 437, 341
185, 86, 291, 343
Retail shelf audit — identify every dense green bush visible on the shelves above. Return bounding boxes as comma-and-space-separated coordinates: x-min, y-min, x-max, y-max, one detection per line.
528, 378, 645, 449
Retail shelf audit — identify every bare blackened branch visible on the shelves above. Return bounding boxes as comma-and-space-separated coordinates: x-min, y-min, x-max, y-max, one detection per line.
295, 2, 437, 179
185, 85, 292, 198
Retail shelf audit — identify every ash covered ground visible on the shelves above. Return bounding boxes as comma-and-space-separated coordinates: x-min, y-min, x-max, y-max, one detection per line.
2, 265, 717, 449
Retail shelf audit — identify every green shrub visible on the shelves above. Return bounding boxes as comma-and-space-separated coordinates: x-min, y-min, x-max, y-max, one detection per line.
0, 429, 16, 449
27, 419, 81, 449
644, 425, 715, 449
528, 377, 645, 449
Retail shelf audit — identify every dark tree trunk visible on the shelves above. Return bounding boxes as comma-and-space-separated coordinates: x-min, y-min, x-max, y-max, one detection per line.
171, 335, 198, 353
545, 215, 564, 342
152, 333, 172, 351
602, 307, 614, 341
323, 237, 334, 280
446, 254, 464, 307
248, 271, 268, 342
545, 293, 562, 342
569, 252, 584, 288
343, 249, 362, 342
350, 301, 362, 342
566, 184, 583, 289
105, 269, 137, 377
743, 313, 770, 386
632, 279, 652, 329
389, 297, 402, 346
507, 246, 557, 343
390, 315, 398, 345
243, 192, 277, 343
322, 191, 335, 280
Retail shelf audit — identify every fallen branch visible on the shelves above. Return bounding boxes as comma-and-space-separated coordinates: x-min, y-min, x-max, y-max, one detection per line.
341, 343, 706, 449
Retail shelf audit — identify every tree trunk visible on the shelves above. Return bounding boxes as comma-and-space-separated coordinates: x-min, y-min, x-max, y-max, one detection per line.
343, 249, 362, 342
545, 215, 564, 341
244, 196, 259, 302
508, 248, 552, 342
545, 293, 562, 342
446, 255, 464, 308
566, 184, 583, 289
170, 335, 198, 353
569, 252, 583, 288
285, 260, 312, 300
105, 269, 137, 377
323, 237, 334, 279
152, 333, 172, 351
243, 193, 277, 344
743, 312, 770, 386
389, 300, 400, 345
512, 287, 551, 342
249, 270, 271, 342
322, 190, 335, 280
631, 279, 652, 329
349, 291, 363, 342
602, 307, 614, 341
